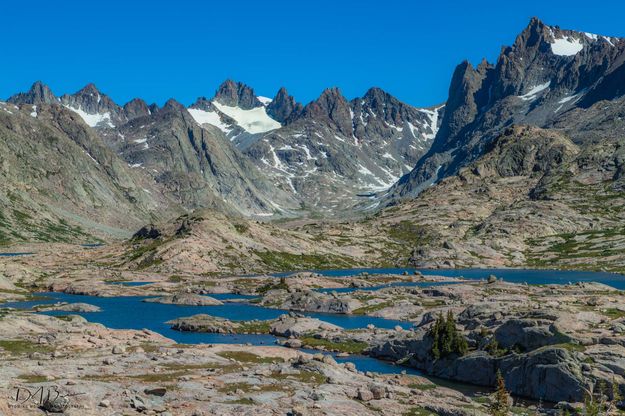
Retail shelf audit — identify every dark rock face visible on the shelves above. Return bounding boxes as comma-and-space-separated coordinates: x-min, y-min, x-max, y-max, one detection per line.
244, 86, 443, 212
370, 331, 589, 403
8, 81, 57, 105
267, 87, 303, 123
57, 83, 127, 128
110, 97, 298, 215
392, 17, 625, 199
123, 98, 152, 120
214, 80, 263, 109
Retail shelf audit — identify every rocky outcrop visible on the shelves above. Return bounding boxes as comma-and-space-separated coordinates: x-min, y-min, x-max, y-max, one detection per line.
35, 303, 102, 312
8, 81, 57, 105
213, 80, 263, 109
169, 315, 240, 333
269, 313, 342, 337
267, 87, 302, 123
277, 290, 362, 314
143, 293, 223, 306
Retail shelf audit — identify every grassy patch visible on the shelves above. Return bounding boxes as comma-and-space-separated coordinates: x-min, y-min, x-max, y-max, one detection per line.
352, 301, 393, 315
17, 374, 49, 383
269, 370, 326, 385
299, 337, 368, 354
402, 406, 439, 416
236, 321, 272, 334
407, 383, 437, 391
252, 249, 357, 272
0, 339, 54, 356
218, 381, 287, 394
217, 351, 284, 364
601, 308, 625, 319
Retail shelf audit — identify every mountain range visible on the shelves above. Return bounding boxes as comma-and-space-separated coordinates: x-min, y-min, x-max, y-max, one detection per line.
2, 16, 625, 271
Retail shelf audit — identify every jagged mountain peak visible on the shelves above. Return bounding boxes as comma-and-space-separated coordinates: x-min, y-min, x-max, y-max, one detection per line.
76, 82, 101, 96
267, 87, 302, 123
8, 80, 57, 105
162, 98, 187, 113
123, 98, 152, 119
214, 79, 263, 110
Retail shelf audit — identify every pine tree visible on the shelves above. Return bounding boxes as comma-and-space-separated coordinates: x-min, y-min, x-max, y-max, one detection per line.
490, 370, 511, 416
428, 311, 468, 359
428, 313, 443, 359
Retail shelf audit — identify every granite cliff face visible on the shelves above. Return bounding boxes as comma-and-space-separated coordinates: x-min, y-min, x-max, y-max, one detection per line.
392, 17, 625, 198
0, 100, 180, 242
244, 87, 442, 213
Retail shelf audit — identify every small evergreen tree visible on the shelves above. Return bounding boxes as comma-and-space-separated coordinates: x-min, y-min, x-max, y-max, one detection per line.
429, 313, 443, 359
427, 311, 468, 359
490, 370, 511, 416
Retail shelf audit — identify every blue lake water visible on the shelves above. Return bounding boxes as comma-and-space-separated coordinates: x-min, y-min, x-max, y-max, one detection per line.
106, 281, 156, 287
1, 291, 416, 376
2, 267, 624, 380
278, 268, 625, 289
0, 252, 34, 257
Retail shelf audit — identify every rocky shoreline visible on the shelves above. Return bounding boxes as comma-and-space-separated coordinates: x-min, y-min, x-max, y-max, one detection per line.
3, 264, 625, 414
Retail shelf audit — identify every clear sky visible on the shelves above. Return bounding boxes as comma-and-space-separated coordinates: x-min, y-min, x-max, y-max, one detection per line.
2, 0, 624, 108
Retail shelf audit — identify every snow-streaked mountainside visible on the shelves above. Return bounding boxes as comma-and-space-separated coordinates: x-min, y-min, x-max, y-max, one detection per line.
390, 17, 625, 200
4, 17, 625, 244
8, 79, 441, 216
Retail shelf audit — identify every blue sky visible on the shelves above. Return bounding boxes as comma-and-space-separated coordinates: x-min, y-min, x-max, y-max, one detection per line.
2, 0, 624, 108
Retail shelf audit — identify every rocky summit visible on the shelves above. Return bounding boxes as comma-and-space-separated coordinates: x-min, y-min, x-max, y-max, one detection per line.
3, 14, 625, 416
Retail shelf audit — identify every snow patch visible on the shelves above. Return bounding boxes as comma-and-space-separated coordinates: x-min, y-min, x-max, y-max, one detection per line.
64, 105, 115, 128
188, 108, 233, 134
551, 37, 583, 56
257, 96, 272, 106
212, 101, 281, 134
519, 81, 551, 101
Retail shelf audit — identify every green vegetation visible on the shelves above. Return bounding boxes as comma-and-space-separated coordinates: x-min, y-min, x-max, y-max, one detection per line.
428, 311, 468, 359
407, 383, 437, 391
252, 249, 357, 272
236, 320, 272, 334
17, 374, 49, 383
299, 337, 368, 354
580, 379, 623, 416
269, 370, 326, 385
256, 277, 288, 294
0, 339, 54, 356
484, 339, 509, 357
601, 308, 625, 319
217, 351, 284, 364
218, 381, 286, 394
233, 223, 249, 234
402, 406, 439, 416
352, 301, 393, 315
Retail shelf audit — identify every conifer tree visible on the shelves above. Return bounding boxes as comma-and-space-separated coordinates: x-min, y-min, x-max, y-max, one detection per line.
490, 370, 511, 416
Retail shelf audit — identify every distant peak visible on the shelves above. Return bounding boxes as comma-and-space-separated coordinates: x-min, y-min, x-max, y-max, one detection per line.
267, 87, 302, 123
7, 80, 57, 105
77, 83, 101, 95
162, 98, 185, 112
214, 80, 262, 110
